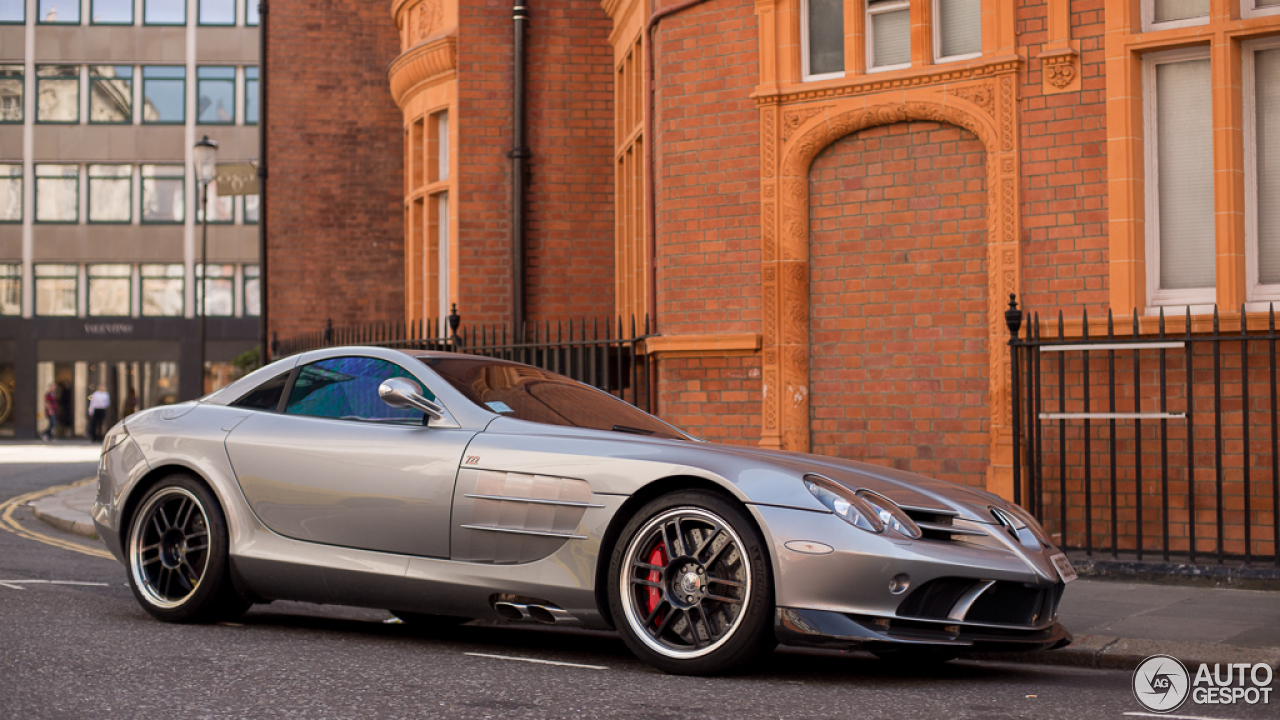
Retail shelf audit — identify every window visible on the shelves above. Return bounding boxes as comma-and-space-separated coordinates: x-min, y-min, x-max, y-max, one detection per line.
0, 165, 19, 222
38, 0, 78, 23
868, 0, 911, 72
90, 66, 133, 123
244, 66, 258, 124
197, 66, 235, 124
197, 179, 233, 223
244, 264, 260, 316
142, 165, 184, 223
88, 264, 131, 316
1244, 0, 1280, 19
1144, 50, 1214, 307
803, 0, 845, 81
199, 0, 234, 25
36, 65, 79, 123
140, 264, 183, 316
285, 357, 429, 425
142, 66, 185, 123
144, 0, 184, 25
1, 0, 24, 23
0, 265, 19, 316
436, 111, 448, 181
935, 0, 981, 61
0, 65, 21, 122
35, 164, 78, 223
92, 0, 133, 24
1247, 39, 1280, 301
34, 264, 77, 316
197, 264, 234, 316
244, 193, 259, 224
1143, 0, 1209, 32
232, 370, 290, 411
246, 0, 258, 26
88, 165, 132, 223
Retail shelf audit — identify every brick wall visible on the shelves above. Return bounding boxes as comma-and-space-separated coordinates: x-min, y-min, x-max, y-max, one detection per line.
267, 0, 405, 342
808, 122, 989, 487
457, 1, 514, 325
457, 0, 616, 327
1017, 0, 1109, 317
523, 0, 615, 321
652, 0, 760, 336
659, 355, 762, 446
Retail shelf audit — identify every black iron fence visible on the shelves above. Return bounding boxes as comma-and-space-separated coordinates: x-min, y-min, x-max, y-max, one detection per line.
1008, 295, 1280, 568
273, 310, 654, 413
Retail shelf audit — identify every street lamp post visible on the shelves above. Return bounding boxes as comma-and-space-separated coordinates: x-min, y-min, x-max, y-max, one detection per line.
194, 135, 218, 396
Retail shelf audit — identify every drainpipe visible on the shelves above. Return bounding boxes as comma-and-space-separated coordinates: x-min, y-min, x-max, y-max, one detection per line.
644, 0, 711, 332
510, 1, 530, 331
257, 0, 269, 362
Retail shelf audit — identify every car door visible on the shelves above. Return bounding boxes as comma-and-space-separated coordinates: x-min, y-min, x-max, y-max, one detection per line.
224, 355, 476, 558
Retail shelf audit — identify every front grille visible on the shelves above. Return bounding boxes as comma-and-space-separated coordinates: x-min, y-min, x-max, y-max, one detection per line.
896, 578, 976, 620
965, 581, 1062, 626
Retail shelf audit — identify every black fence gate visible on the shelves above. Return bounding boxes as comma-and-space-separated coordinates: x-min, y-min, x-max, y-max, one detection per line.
273, 311, 654, 414
1007, 295, 1280, 569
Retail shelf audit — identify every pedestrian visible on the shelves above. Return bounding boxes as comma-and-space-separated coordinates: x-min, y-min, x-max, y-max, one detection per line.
88, 385, 111, 442
56, 382, 71, 439
123, 386, 138, 417
42, 383, 58, 441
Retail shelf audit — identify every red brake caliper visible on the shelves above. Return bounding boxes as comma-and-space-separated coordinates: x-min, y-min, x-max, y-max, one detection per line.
645, 544, 667, 619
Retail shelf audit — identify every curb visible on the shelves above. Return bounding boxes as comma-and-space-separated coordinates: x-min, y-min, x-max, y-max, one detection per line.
970, 634, 1280, 672
30, 496, 97, 539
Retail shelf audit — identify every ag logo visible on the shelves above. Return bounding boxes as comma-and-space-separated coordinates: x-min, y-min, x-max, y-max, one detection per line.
1133, 654, 1191, 713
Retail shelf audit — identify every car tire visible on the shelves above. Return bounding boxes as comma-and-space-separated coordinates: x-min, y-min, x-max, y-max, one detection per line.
607, 490, 775, 675
125, 474, 250, 624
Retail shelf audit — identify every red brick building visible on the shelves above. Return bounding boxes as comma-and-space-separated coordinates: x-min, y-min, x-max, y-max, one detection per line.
271, 0, 1280, 560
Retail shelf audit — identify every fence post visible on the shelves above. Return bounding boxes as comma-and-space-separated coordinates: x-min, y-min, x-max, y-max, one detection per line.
1005, 294, 1024, 508
448, 303, 461, 351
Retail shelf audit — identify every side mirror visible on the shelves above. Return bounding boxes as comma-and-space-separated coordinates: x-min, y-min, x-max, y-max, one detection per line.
378, 377, 445, 422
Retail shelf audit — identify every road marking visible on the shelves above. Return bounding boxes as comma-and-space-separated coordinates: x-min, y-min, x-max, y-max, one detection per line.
463, 652, 608, 670
0, 579, 110, 591
0, 478, 114, 560
1126, 707, 1244, 712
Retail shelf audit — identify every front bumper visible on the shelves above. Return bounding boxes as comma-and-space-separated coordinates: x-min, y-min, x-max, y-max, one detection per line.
751, 504, 1074, 655
776, 607, 1072, 653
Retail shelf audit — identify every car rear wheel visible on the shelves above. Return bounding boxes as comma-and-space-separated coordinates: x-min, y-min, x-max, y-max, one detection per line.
608, 490, 775, 675
126, 474, 250, 623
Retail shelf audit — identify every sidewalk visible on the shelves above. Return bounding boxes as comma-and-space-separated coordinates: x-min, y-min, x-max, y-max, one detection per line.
21, 478, 1280, 672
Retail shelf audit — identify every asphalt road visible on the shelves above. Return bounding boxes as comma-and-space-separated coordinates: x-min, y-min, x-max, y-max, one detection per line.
0, 454, 1273, 720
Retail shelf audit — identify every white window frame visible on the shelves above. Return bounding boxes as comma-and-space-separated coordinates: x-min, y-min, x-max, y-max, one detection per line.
1143, 46, 1217, 312
1242, 0, 1280, 20
1244, 36, 1280, 306
866, 0, 911, 74
932, 0, 982, 65
1141, 0, 1211, 34
801, 0, 846, 82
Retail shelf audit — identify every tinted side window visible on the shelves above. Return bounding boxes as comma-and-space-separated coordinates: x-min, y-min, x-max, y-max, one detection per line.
284, 357, 434, 425
231, 370, 290, 411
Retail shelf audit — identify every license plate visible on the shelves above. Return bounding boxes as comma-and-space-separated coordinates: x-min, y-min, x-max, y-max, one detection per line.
1051, 553, 1077, 583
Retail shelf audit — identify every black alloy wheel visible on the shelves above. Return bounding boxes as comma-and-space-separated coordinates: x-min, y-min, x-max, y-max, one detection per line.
126, 474, 249, 623
608, 490, 775, 675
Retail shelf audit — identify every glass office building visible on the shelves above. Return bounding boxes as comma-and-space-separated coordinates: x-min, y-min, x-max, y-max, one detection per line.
0, 0, 260, 438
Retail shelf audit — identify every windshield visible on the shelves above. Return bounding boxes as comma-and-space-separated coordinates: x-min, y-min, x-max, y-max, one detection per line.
420, 356, 688, 441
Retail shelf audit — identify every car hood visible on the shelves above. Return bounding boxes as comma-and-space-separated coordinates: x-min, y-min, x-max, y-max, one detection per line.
483, 418, 1007, 523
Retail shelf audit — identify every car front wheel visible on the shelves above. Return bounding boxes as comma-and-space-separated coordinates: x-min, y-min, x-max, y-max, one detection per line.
608, 490, 775, 675
126, 474, 249, 623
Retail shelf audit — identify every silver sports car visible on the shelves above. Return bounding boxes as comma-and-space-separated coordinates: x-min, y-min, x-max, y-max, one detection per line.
93, 347, 1073, 674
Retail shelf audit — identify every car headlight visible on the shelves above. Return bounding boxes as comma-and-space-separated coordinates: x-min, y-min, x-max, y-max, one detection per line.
101, 426, 129, 455
856, 489, 922, 540
804, 475, 882, 533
